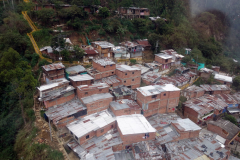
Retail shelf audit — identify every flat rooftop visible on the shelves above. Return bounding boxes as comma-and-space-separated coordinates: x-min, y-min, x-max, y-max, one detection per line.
172, 118, 201, 131
67, 109, 115, 138
81, 93, 113, 104
110, 99, 141, 111
69, 74, 94, 82
110, 85, 133, 97
117, 114, 156, 135
137, 84, 180, 96
214, 74, 233, 83
116, 64, 141, 72
65, 65, 86, 75
132, 64, 150, 74
77, 83, 109, 91
155, 53, 173, 59
92, 41, 114, 48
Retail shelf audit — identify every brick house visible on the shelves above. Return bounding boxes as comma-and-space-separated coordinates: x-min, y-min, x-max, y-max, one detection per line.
110, 99, 141, 116
37, 78, 74, 109
45, 98, 87, 129
42, 63, 65, 82
116, 114, 156, 146
207, 120, 240, 145
182, 85, 205, 100
69, 74, 94, 88
136, 39, 151, 50
116, 64, 141, 89
198, 68, 215, 79
136, 84, 181, 117
81, 93, 113, 115
161, 49, 184, 67
88, 58, 116, 80
155, 53, 173, 70
91, 41, 114, 58
118, 7, 150, 19
183, 95, 228, 124
214, 74, 233, 87
212, 66, 220, 72
77, 83, 109, 99
67, 110, 116, 145
200, 84, 231, 95
83, 46, 99, 61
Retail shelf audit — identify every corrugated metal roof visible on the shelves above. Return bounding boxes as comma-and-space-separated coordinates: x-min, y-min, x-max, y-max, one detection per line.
117, 114, 156, 135
116, 64, 141, 72
92, 41, 114, 48
142, 71, 161, 84
155, 53, 173, 59
37, 78, 69, 92
214, 74, 233, 83
185, 85, 204, 92
69, 74, 94, 82
66, 65, 86, 75
93, 58, 115, 66
173, 118, 201, 131
94, 75, 121, 86
81, 93, 113, 104
200, 84, 231, 92
215, 94, 238, 105
67, 109, 116, 138
132, 64, 150, 74
136, 39, 151, 47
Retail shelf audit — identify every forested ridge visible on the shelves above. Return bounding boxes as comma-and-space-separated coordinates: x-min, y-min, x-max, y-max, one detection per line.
1, 0, 240, 159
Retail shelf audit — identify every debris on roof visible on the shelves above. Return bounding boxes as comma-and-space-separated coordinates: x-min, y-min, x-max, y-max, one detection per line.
120, 41, 140, 48
93, 58, 115, 66
117, 114, 156, 135
68, 129, 122, 160
131, 64, 150, 74
184, 85, 205, 93
67, 109, 115, 139
81, 93, 113, 104
110, 85, 134, 98
92, 41, 114, 48
137, 84, 180, 96
214, 74, 233, 83
69, 74, 94, 82
94, 75, 121, 87
42, 63, 65, 71
110, 99, 141, 111
66, 65, 86, 76
142, 71, 161, 84
77, 83, 109, 91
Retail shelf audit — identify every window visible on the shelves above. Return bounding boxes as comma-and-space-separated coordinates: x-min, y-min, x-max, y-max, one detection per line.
124, 81, 126, 83
224, 82, 227, 84
110, 85, 113, 87
132, 79, 134, 81
111, 125, 114, 128
104, 66, 106, 68
85, 92, 88, 95
86, 135, 89, 139
125, 73, 127, 75
163, 93, 166, 96
75, 136, 78, 140
100, 129, 104, 133
219, 110, 222, 113
70, 131, 73, 135
152, 95, 157, 98
99, 89, 102, 92
165, 59, 168, 62
132, 72, 134, 74
112, 72, 114, 74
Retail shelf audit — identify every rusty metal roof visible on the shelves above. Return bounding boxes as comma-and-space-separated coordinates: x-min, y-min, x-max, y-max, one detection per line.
142, 71, 161, 84
200, 84, 231, 92
42, 63, 65, 71
215, 94, 238, 105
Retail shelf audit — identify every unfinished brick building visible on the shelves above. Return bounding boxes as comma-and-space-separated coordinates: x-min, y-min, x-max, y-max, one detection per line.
94, 75, 122, 88
91, 41, 114, 58
116, 64, 141, 89
182, 85, 205, 100
207, 120, 240, 145
136, 84, 181, 117
116, 114, 156, 146
69, 74, 94, 88
77, 83, 109, 99
42, 63, 65, 82
155, 53, 173, 70
214, 74, 233, 87
81, 93, 113, 115
67, 110, 116, 145
110, 99, 141, 116
118, 7, 150, 19
88, 58, 116, 80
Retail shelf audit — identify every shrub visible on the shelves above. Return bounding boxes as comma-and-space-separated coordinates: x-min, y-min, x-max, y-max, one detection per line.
130, 59, 137, 64
26, 109, 35, 122
98, 29, 106, 36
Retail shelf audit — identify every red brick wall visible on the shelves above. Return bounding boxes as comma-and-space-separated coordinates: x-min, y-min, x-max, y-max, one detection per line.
215, 79, 232, 87
112, 143, 124, 152
78, 130, 96, 145
44, 92, 75, 109
95, 122, 116, 137
183, 106, 199, 123
116, 69, 141, 89
172, 123, 200, 141
82, 96, 113, 115
117, 126, 155, 145
136, 90, 180, 117
77, 85, 109, 99
70, 79, 93, 88
91, 70, 116, 80
155, 56, 172, 65
92, 61, 116, 72
43, 69, 65, 80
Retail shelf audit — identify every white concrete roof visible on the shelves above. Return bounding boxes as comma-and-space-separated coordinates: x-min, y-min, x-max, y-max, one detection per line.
137, 84, 180, 96
173, 118, 201, 131
69, 74, 94, 82
214, 74, 233, 83
155, 53, 173, 59
67, 110, 115, 138
117, 114, 156, 135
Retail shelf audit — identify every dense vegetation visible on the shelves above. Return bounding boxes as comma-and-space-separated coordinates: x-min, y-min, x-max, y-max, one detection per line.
1, 0, 240, 159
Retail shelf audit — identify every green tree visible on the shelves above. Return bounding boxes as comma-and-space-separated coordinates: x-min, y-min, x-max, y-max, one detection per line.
98, 7, 110, 18
233, 76, 240, 91
133, 18, 147, 34
37, 8, 55, 26
73, 45, 85, 59
224, 114, 237, 125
